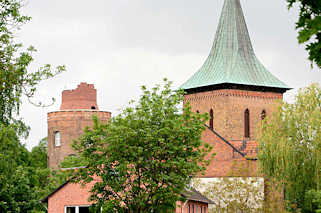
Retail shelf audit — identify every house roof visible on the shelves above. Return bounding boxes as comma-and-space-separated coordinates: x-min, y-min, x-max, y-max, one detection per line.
42, 181, 214, 205
41, 180, 71, 203
180, 0, 290, 91
182, 188, 215, 204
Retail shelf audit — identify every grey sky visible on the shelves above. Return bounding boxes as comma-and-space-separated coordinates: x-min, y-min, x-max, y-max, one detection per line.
19, 0, 321, 149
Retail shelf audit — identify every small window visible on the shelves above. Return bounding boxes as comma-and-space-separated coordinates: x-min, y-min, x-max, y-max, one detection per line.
209, 109, 214, 129
79, 206, 90, 213
261, 110, 266, 120
65, 206, 90, 213
91, 106, 96, 110
55, 131, 61, 147
244, 109, 250, 138
66, 207, 75, 213
196, 110, 200, 114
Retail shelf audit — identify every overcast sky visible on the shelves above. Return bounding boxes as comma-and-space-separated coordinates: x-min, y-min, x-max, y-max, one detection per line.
19, 0, 321, 150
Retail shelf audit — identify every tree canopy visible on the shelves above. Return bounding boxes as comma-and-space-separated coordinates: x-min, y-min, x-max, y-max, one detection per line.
0, 0, 65, 127
70, 80, 213, 213
258, 83, 321, 212
0, 0, 65, 212
286, 0, 321, 68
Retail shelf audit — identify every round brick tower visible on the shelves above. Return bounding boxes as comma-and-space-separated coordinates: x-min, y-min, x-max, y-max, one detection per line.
47, 83, 111, 169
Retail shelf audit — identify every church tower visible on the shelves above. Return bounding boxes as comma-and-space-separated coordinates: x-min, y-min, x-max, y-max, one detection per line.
47, 83, 111, 169
181, 0, 290, 177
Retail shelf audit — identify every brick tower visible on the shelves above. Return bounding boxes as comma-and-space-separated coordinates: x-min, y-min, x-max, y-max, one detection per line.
181, 0, 290, 177
47, 83, 111, 169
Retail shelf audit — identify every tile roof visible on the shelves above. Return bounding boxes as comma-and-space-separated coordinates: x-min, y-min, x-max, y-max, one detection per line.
181, 0, 290, 91
182, 188, 215, 204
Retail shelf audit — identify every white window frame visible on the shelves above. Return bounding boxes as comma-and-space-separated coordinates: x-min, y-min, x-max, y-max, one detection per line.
55, 131, 61, 147
64, 205, 90, 213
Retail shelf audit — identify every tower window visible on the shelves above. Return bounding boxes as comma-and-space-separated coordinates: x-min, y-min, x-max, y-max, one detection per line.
261, 110, 266, 120
244, 109, 250, 138
209, 109, 214, 129
55, 131, 61, 147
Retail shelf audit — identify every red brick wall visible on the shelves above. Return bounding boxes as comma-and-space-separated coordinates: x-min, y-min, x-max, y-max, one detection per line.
47, 180, 209, 213
47, 110, 111, 169
184, 89, 282, 141
60, 82, 98, 110
184, 89, 282, 177
47, 179, 98, 213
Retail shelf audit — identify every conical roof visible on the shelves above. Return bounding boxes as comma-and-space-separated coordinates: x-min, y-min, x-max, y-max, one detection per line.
181, 0, 290, 91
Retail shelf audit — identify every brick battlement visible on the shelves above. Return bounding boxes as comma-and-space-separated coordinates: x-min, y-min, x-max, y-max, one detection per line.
48, 83, 111, 170
60, 82, 99, 110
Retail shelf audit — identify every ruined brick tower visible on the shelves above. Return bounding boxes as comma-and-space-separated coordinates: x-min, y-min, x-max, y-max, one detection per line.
181, 0, 290, 177
47, 83, 111, 169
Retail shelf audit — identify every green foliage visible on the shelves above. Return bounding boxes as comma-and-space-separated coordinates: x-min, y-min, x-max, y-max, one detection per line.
304, 190, 321, 213
0, 0, 65, 212
70, 80, 213, 213
60, 154, 88, 169
0, 0, 65, 127
30, 137, 48, 168
258, 83, 321, 212
0, 129, 45, 212
287, 0, 321, 68
194, 177, 264, 213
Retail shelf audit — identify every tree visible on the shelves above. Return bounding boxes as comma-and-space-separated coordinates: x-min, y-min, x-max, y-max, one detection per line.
304, 189, 321, 212
192, 161, 287, 213
0, 0, 65, 127
286, 0, 321, 68
70, 80, 212, 213
258, 83, 321, 212
0, 0, 64, 212
193, 177, 264, 213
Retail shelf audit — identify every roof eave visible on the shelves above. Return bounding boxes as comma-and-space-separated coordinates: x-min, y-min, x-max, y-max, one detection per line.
183, 82, 291, 94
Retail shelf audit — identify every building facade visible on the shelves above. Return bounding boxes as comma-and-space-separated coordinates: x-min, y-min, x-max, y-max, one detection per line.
181, 0, 290, 178
45, 0, 290, 211
47, 83, 111, 169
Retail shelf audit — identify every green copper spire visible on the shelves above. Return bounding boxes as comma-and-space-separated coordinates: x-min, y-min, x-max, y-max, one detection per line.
181, 0, 290, 91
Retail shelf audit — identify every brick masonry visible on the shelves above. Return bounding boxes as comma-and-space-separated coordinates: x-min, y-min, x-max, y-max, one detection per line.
60, 82, 98, 110
184, 88, 283, 177
47, 83, 111, 169
47, 110, 111, 169
47, 178, 98, 212
47, 179, 209, 213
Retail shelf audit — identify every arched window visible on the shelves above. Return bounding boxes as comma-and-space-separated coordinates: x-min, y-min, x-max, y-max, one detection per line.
244, 109, 250, 138
261, 110, 266, 120
55, 131, 61, 147
209, 109, 214, 129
